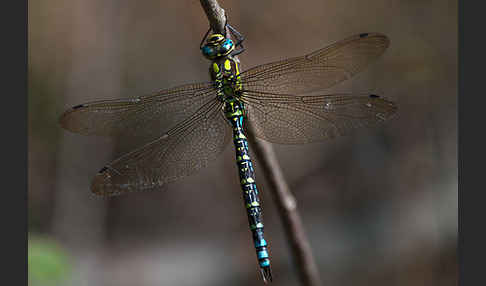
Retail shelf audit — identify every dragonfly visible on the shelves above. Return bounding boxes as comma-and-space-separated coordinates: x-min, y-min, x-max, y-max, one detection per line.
59, 24, 396, 283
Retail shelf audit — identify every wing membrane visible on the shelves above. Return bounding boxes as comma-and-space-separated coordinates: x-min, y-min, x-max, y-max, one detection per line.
59, 82, 216, 142
240, 33, 389, 95
91, 99, 231, 196
242, 91, 397, 144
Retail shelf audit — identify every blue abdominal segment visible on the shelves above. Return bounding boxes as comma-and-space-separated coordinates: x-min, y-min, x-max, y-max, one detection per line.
224, 96, 272, 283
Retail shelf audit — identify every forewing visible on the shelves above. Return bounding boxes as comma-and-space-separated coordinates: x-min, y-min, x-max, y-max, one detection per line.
240, 33, 389, 95
59, 82, 216, 142
91, 99, 231, 196
242, 92, 397, 144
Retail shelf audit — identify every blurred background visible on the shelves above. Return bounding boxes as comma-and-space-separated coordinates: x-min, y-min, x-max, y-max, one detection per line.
28, 0, 457, 285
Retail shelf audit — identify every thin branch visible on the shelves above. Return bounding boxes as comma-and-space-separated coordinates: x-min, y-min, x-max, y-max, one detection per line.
246, 124, 322, 286
199, 0, 226, 34
199, 1, 322, 285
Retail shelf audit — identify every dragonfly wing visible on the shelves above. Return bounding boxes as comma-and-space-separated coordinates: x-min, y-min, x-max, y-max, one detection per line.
242, 91, 397, 144
60, 82, 216, 142
91, 99, 231, 196
240, 33, 389, 95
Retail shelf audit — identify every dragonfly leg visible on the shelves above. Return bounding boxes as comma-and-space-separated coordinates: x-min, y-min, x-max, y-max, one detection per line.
230, 47, 246, 57
226, 24, 245, 56
199, 27, 212, 49
227, 24, 245, 47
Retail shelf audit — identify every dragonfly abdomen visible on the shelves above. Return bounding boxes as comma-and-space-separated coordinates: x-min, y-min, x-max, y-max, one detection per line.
224, 98, 272, 282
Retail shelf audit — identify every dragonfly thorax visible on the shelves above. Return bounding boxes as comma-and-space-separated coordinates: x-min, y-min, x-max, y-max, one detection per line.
211, 56, 243, 101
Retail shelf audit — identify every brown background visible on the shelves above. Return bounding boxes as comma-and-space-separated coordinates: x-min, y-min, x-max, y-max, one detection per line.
29, 0, 457, 285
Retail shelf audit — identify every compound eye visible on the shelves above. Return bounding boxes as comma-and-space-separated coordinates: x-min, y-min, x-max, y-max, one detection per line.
218, 39, 234, 54
223, 39, 234, 50
202, 46, 215, 58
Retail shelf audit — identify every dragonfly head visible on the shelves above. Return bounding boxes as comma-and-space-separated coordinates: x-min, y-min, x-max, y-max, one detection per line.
201, 33, 235, 60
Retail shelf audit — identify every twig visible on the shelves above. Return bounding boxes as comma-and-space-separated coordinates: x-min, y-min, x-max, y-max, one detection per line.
199, 0, 226, 34
199, 1, 322, 285
246, 125, 322, 286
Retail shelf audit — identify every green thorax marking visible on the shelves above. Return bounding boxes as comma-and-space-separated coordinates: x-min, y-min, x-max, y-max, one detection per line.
224, 96, 245, 119
210, 56, 243, 101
